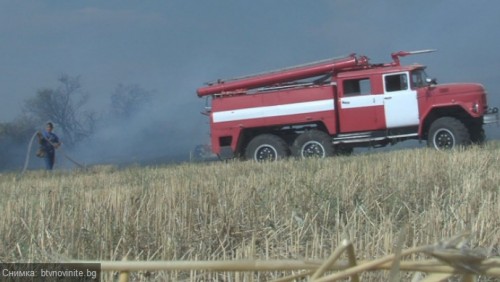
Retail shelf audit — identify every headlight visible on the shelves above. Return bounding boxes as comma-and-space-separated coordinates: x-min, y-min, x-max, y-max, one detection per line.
472, 102, 479, 113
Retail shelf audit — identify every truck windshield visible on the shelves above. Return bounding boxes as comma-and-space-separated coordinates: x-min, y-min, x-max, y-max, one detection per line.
411, 69, 429, 88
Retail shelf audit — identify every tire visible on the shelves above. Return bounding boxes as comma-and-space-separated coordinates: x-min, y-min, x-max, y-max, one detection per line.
427, 117, 471, 150
245, 134, 289, 161
292, 130, 334, 158
469, 126, 486, 145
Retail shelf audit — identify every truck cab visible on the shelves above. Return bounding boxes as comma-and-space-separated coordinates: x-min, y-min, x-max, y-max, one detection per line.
335, 65, 422, 134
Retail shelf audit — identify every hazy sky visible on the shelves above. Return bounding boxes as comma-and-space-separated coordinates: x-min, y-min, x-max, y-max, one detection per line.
1, 1, 499, 131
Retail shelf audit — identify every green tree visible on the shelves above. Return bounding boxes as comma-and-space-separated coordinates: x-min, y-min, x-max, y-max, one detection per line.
23, 75, 96, 147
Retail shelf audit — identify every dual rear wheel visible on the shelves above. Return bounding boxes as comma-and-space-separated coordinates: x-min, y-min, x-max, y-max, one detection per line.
244, 134, 289, 161
291, 130, 335, 158
244, 130, 336, 161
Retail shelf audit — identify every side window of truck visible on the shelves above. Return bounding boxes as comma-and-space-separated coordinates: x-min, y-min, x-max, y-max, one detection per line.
385, 73, 408, 92
343, 78, 371, 96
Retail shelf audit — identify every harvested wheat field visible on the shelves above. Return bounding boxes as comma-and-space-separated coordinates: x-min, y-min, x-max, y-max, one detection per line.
1, 142, 499, 281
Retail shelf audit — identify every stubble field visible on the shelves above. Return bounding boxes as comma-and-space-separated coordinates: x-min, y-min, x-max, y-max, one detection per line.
0, 142, 499, 281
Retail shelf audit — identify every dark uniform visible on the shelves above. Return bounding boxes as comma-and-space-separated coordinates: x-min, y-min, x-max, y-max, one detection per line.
37, 123, 60, 170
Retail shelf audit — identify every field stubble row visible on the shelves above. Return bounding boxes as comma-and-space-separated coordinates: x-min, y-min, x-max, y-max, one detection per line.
0, 142, 499, 280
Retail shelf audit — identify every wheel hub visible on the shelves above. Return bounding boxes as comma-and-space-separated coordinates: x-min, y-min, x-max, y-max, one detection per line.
254, 145, 277, 161
302, 141, 325, 158
433, 129, 455, 149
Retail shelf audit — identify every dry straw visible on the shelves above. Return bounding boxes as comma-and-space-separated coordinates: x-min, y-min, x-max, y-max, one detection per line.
2, 142, 499, 281
75, 234, 500, 281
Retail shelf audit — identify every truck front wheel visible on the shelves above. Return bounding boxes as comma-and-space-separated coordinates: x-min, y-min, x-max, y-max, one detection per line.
292, 130, 334, 158
427, 117, 470, 150
469, 126, 486, 144
245, 134, 289, 161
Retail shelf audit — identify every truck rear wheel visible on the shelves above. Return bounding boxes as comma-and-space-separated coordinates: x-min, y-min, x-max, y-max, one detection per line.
427, 117, 470, 150
245, 134, 289, 161
292, 130, 334, 158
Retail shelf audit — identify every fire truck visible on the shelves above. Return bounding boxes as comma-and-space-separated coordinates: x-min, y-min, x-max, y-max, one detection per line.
197, 50, 499, 161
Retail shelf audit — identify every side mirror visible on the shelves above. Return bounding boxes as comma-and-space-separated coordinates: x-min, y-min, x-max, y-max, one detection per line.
426, 78, 437, 85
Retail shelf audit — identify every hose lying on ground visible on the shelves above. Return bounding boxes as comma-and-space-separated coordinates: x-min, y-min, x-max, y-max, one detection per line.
60, 147, 85, 169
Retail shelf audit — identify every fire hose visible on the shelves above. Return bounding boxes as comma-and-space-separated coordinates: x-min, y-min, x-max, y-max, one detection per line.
21, 130, 85, 174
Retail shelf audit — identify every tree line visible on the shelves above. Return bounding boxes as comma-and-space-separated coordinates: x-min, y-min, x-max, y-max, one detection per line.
0, 74, 153, 171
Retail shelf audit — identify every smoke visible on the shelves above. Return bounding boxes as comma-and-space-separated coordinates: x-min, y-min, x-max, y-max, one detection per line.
69, 86, 208, 167
0, 83, 210, 171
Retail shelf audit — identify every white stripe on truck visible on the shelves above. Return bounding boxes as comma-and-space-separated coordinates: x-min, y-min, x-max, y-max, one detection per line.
213, 99, 335, 123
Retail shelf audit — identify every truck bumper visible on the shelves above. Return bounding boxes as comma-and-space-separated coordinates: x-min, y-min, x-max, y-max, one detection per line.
483, 107, 499, 125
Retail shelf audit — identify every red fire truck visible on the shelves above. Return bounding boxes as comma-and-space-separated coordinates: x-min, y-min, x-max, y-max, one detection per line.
197, 50, 499, 161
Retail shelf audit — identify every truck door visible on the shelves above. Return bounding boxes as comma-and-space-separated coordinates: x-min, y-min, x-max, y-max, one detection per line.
382, 72, 419, 128
337, 77, 385, 133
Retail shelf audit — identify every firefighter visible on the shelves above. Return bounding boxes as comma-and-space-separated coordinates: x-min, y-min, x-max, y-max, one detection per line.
36, 122, 61, 170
